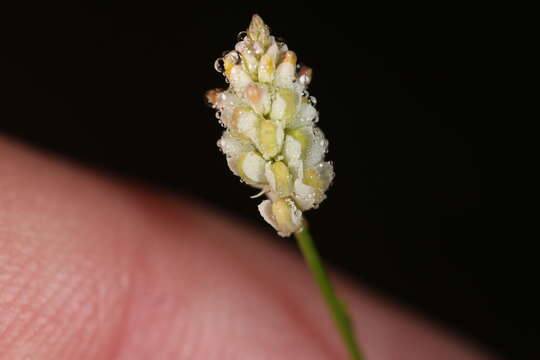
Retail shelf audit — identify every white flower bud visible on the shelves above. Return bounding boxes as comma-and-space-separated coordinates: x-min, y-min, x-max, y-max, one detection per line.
265, 161, 293, 198
209, 15, 334, 237
228, 65, 252, 93
235, 41, 259, 78
218, 131, 253, 161
248, 14, 270, 46
237, 151, 267, 184
258, 43, 279, 83
293, 178, 318, 211
270, 87, 297, 126
293, 163, 334, 211
286, 128, 311, 159
258, 198, 302, 237
274, 51, 297, 88
258, 119, 284, 160
231, 107, 260, 144
282, 134, 304, 179
245, 83, 271, 115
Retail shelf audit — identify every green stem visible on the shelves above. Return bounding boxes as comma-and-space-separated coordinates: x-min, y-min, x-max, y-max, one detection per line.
294, 221, 364, 360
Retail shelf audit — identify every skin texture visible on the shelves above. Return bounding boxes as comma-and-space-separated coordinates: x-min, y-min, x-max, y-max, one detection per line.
0, 136, 498, 359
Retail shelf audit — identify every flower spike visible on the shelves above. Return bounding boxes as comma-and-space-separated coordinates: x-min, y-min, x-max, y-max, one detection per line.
208, 14, 334, 237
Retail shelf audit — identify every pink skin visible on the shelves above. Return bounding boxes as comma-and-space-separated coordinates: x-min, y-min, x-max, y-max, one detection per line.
0, 136, 498, 359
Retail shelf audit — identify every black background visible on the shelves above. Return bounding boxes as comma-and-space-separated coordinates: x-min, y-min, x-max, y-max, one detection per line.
0, 3, 533, 359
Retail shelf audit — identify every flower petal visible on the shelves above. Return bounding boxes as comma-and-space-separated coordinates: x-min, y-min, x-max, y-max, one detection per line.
293, 178, 318, 210
238, 151, 267, 184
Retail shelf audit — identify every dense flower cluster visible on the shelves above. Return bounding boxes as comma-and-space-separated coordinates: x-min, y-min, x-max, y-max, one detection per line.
206, 15, 334, 237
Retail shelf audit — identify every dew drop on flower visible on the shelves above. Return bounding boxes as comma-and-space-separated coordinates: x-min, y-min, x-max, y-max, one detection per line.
235, 41, 249, 53
309, 96, 317, 105
237, 31, 247, 42
297, 65, 313, 86
299, 74, 311, 86
214, 58, 225, 73
231, 51, 242, 65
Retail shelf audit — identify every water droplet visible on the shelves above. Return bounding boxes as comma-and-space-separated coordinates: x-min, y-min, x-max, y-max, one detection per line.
309, 96, 317, 105
214, 58, 225, 73
302, 90, 310, 97
297, 65, 313, 86
296, 63, 302, 71
299, 74, 312, 86
224, 50, 242, 65
215, 111, 222, 119
237, 31, 247, 42
235, 41, 250, 53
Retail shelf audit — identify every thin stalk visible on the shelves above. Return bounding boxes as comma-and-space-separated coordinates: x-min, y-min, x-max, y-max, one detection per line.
294, 222, 364, 360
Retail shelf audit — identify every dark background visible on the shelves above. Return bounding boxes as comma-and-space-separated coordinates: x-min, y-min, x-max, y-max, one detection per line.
0, 3, 533, 359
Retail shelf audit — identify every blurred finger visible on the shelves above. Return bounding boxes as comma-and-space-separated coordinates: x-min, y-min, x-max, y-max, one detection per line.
0, 137, 497, 359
